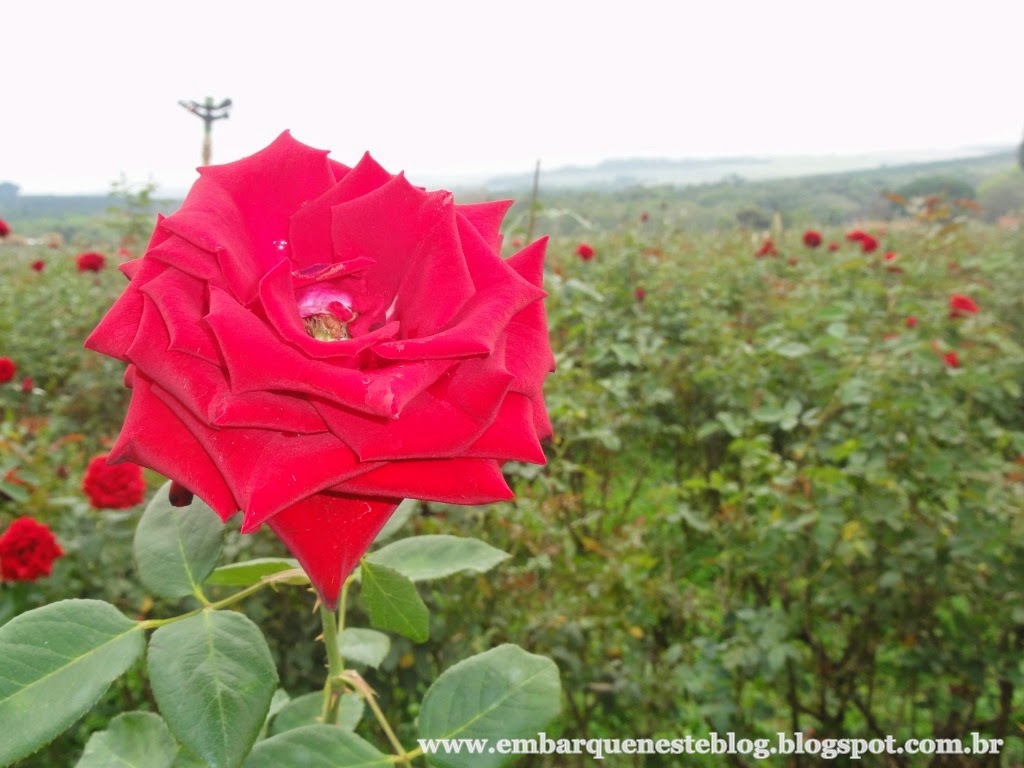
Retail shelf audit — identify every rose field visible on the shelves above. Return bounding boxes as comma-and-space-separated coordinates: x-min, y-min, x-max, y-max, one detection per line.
1, 169, 1024, 768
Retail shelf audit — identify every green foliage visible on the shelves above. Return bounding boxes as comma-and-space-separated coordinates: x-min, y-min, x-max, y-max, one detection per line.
366, 534, 510, 582
134, 482, 224, 599
418, 645, 562, 768
148, 612, 278, 768
75, 712, 179, 768
359, 560, 430, 642
0, 600, 145, 767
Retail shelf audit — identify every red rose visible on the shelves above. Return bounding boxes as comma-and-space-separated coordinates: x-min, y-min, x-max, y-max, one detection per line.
802, 230, 822, 248
634, 287, 646, 301
117, 247, 132, 258
755, 238, 778, 258
31, 260, 45, 272
640, 211, 649, 223
845, 229, 866, 242
827, 242, 839, 252
576, 243, 595, 260
21, 376, 33, 393
0, 218, 9, 238
884, 251, 897, 261
0, 517, 64, 582
905, 315, 918, 328
949, 294, 979, 318
860, 235, 879, 254
82, 454, 146, 509
77, 251, 106, 272
86, 133, 553, 607
942, 351, 961, 368
0, 357, 15, 383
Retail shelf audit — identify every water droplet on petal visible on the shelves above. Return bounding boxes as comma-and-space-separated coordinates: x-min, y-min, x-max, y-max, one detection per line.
272, 239, 291, 256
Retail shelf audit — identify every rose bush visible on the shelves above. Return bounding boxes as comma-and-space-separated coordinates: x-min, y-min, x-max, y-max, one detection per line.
86, 132, 553, 606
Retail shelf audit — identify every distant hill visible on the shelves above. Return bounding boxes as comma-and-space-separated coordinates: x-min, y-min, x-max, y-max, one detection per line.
476, 147, 1016, 192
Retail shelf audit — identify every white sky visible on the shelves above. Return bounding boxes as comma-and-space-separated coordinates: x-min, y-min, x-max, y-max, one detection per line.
3, 0, 1022, 194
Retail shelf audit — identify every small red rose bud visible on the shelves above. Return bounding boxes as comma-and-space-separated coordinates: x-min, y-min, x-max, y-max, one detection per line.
21, 376, 33, 393
168, 481, 195, 507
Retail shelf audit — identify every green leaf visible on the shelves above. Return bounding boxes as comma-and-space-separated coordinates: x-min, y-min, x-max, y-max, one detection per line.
367, 535, 510, 582
418, 644, 562, 768
205, 558, 299, 587
372, 498, 418, 543
75, 712, 178, 768
148, 611, 278, 768
0, 600, 145, 768
257, 689, 292, 741
338, 628, 391, 669
244, 726, 390, 768
134, 480, 224, 599
270, 691, 363, 734
360, 560, 429, 642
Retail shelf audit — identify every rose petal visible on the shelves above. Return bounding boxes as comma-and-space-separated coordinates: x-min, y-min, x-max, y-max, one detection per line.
109, 375, 239, 520
456, 200, 513, 253
267, 494, 399, 609
288, 152, 394, 269
333, 458, 513, 504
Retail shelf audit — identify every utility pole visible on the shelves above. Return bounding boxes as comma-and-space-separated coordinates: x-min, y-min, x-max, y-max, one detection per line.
178, 97, 232, 166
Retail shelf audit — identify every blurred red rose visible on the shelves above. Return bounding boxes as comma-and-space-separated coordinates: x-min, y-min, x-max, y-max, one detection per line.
884, 251, 897, 261
0, 517, 64, 582
756, 238, 778, 258
31, 260, 45, 272
85, 133, 553, 607
0, 218, 10, 238
0, 357, 15, 383
635, 287, 646, 301
802, 230, 822, 248
845, 229, 866, 242
949, 294, 979, 318
21, 377, 33, 393
905, 316, 918, 328
77, 252, 106, 272
827, 242, 840, 252
577, 243, 595, 260
640, 211, 649, 223
860, 235, 879, 254
943, 351, 961, 368
787, 256, 800, 266
82, 454, 146, 509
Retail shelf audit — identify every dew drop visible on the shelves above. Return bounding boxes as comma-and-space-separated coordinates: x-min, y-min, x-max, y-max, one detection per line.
271, 239, 291, 256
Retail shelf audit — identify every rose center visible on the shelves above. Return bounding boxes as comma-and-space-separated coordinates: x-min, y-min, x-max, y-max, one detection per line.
303, 313, 351, 341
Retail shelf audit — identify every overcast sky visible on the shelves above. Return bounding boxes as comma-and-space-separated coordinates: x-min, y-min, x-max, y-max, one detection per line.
3, 0, 1022, 194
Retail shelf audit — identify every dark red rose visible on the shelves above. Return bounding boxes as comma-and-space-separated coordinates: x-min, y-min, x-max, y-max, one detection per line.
943, 351, 961, 368
0, 517, 64, 582
77, 252, 106, 272
31, 260, 45, 272
82, 453, 146, 509
21, 377, 33, 393
860, 235, 879, 254
0, 218, 10, 238
846, 229, 866, 242
949, 294, 979, 318
576, 243, 595, 260
85, 133, 554, 607
755, 238, 778, 258
802, 230, 822, 248
827, 242, 840, 252
0, 357, 15, 383
905, 316, 918, 328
